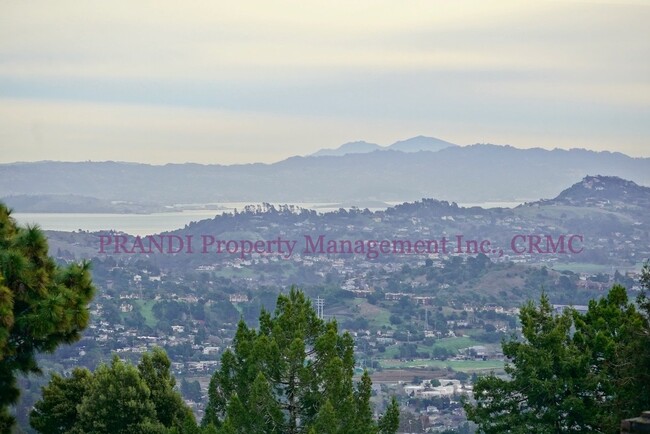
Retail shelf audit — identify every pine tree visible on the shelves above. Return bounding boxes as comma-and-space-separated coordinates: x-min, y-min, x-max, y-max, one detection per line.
138, 347, 196, 430
311, 400, 337, 434
0, 203, 95, 431
572, 284, 650, 431
203, 287, 399, 434
75, 356, 162, 434
464, 284, 650, 433
29, 367, 93, 433
378, 397, 400, 434
30, 348, 198, 434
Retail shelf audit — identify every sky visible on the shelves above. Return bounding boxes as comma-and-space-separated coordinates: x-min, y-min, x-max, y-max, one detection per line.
0, 0, 649, 164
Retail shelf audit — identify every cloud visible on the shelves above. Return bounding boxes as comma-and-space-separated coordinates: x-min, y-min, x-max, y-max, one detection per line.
0, 98, 413, 164
3, 0, 647, 82
1, 98, 647, 166
0, 0, 648, 162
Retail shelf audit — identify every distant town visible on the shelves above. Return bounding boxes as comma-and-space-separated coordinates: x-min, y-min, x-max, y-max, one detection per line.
8, 175, 647, 431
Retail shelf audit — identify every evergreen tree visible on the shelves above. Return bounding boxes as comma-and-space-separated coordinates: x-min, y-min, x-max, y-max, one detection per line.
0, 203, 95, 431
464, 284, 650, 433
203, 288, 399, 434
30, 348, 197, 434
181, 378, 203, 403
571, 284, 650, 430
310, 399, 337, 434
138, 347, 196, 430
378, 397, 400, 434
29, 367, 92, 434
75, 356, 163, 434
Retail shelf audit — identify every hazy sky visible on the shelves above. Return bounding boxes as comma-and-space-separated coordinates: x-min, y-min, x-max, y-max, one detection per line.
1, 0, 649, 164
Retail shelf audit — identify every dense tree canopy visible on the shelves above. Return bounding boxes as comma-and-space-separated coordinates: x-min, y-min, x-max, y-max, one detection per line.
30, 347, 197, 434
29, 367, 92, 434
203, 288, 399, 434
465, 282, 650, 433
0, 203, 95, 431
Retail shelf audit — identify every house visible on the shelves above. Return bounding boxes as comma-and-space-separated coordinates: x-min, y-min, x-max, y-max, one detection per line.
229, 294, 249, 303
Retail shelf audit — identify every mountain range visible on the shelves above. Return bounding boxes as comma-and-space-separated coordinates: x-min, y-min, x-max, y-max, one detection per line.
310, 136, 457, 156
1, 140, 649, 209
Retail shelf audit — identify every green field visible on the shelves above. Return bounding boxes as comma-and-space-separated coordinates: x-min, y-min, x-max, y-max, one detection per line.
380, 358, 505, 373
132, 299, 157, 327
351, 298, 392, 328
379, 344, 415, 359
213, 266, 256, 279
377, 335, 482, 360
432, 336, 479, 352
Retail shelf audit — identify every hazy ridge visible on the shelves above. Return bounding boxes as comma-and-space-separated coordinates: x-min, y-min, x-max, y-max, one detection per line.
2, 143, 649, 208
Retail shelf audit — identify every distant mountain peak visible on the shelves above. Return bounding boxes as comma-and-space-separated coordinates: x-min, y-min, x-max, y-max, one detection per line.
387, 136, 457, 153
310, 136, 457, 157
310, 141, 381, 157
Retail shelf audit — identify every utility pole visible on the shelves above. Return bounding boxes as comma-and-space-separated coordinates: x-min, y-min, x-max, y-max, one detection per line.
315, 296, 325, 320
424, 308, 428, 332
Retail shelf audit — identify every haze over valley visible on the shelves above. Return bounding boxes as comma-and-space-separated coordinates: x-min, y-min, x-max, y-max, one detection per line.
2, 139, 649, 212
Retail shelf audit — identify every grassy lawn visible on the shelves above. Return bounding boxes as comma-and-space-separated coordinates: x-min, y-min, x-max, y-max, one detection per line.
377, 335, 481, 360
430, 336, 479, 352
380, 358, 505, 373
213, 266, 256, 279
132, 299, 157, 328
352, 298, 392, 328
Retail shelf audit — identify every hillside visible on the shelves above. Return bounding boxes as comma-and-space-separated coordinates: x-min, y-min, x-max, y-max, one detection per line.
2, 145, 649, 206
528, 175, 650, 210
